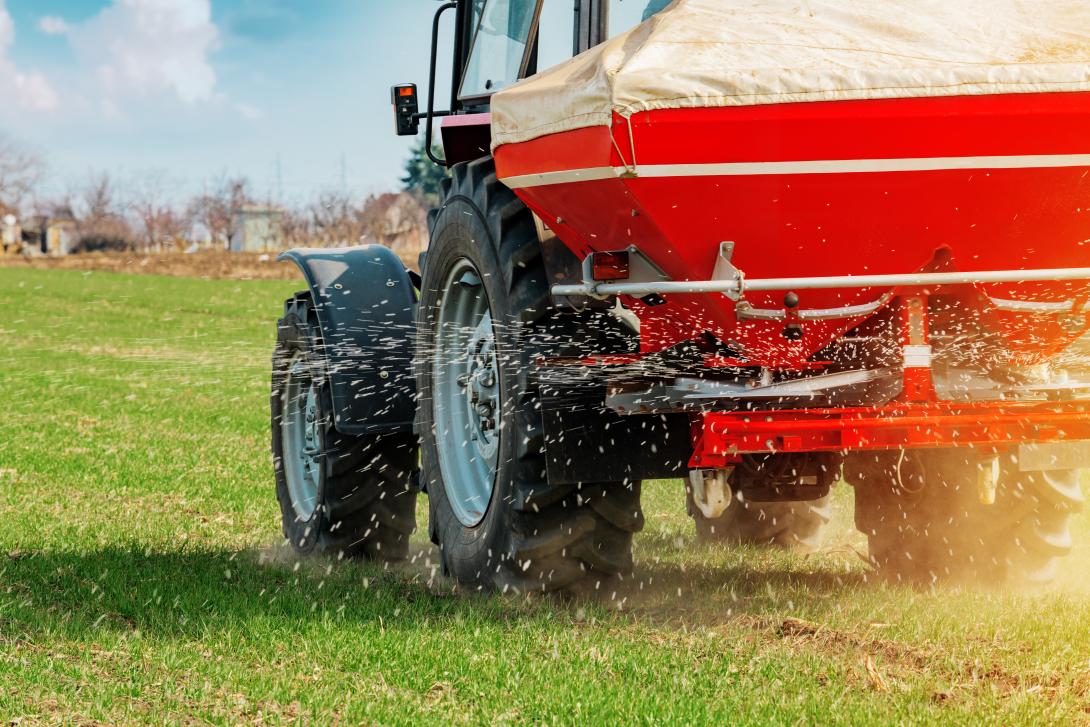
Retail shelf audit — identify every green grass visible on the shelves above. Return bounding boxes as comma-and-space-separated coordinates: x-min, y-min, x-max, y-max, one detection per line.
1, 267, 1088, 725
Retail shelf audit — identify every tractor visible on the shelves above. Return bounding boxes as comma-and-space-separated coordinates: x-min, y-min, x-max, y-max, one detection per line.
271, 0, 1090, 592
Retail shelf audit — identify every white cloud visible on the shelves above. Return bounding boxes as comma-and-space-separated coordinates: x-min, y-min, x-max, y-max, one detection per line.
37, 16, 69, 36
0, 1, 59, 111
233, 101, 263, 121
68, 0, 220, 106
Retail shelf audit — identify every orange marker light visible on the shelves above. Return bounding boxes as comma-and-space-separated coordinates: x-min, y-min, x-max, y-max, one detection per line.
591, 251, 630, 281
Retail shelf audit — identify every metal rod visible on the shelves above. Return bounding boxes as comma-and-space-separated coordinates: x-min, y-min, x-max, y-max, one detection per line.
424, 2, 458, 167
552, 267, 1090, 298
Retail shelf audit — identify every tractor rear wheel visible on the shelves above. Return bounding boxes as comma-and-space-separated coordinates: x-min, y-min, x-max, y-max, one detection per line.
416, 157, 642, 595
848, 449, 1083, 583
271, 293, 418, 560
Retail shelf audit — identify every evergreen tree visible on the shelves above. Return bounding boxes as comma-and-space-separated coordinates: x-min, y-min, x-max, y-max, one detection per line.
400, 140, 449, 206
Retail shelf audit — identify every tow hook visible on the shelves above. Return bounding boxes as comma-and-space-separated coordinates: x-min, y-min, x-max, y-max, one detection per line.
977, 456, 1000, 505
689, 468, 733, 519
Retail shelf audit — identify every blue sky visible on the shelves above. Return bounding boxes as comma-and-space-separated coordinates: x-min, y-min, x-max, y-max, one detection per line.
0, 1, 455, 205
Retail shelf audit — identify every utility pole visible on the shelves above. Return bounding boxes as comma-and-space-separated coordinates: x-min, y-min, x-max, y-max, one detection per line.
340, 153, 347, 197
276, 154, 283, 202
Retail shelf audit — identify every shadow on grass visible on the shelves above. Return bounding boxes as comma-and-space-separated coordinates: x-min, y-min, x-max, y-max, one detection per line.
0, 539, 877, 642
0, 543, 474, 640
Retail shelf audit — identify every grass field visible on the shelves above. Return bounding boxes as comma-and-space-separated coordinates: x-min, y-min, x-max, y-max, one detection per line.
1, 267, 1088, 725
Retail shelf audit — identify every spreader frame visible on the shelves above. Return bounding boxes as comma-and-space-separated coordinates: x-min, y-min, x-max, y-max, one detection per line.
688, 399, 1090, 467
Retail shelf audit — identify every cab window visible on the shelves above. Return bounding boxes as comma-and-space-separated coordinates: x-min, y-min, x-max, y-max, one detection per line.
535, 0, 578, 73
608, 0, 669, 38
459, 0, 540, 99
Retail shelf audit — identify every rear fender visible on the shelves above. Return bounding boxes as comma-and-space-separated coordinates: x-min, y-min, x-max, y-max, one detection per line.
279, 246, 417, 435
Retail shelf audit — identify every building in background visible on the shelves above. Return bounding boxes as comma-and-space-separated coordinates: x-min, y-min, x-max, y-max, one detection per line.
12, 216, 77, 255
230, 205, 285, 252
1, 214, 20, 254
45, 218, 77, 255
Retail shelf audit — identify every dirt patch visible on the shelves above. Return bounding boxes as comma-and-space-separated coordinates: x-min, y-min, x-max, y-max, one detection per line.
0, 249, 417, 281
738, 615, 1056, 702
608, 608, 1058, 703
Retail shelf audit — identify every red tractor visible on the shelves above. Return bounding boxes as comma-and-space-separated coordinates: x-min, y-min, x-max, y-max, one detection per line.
271, 0, 1090, 592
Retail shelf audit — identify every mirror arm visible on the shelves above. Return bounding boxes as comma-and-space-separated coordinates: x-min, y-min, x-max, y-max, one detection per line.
425, 1, 459, 167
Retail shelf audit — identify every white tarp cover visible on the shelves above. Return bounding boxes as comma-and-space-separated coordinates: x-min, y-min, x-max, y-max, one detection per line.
491, 0, 1090, 149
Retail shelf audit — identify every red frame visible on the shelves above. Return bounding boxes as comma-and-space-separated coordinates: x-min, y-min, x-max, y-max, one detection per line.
686, 293, 1090, 463
690, 400, 1090, 466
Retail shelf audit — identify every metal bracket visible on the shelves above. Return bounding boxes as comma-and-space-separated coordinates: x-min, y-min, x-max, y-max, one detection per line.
988, 296, 1090, 314
735, 292, 893, 322
579, 245, 670, 300
711, 241, 744, 301
689, 468, 733, 519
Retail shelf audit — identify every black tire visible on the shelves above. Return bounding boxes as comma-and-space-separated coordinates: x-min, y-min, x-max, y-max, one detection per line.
848, 449, 1084, 583
272, 293, 419, 560
686, 487, 831, 551
416, 157, 642, 595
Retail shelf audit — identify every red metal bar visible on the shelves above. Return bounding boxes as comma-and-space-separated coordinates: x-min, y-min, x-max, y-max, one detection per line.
898, 294, 936, 402
689, 400, 1090, 466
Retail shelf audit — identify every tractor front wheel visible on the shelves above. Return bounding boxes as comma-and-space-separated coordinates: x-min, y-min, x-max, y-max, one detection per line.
271, 293, 419, 560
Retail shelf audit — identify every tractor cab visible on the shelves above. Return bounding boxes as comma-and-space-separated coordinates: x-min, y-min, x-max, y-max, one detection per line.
393, 0, 669, 165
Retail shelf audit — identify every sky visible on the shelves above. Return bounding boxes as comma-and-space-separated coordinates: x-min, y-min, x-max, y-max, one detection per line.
0, 0, 456, 206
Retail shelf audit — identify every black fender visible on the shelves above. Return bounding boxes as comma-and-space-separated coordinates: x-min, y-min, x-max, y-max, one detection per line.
279, 245, 417, 435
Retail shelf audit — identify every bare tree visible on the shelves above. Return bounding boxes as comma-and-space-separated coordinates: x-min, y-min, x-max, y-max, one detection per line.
129, 170, 180, 251
79, 173, 114, 227
72, 172, 135, 252
0, 134, 45, 214
307, 191, 368, 247
280, 207, 312, 248
157, 207, 190, 250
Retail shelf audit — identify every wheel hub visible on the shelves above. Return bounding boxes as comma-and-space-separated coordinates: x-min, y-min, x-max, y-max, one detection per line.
433, 259, 501, 527
461, 315, 500, 456
282, 356, 322, 521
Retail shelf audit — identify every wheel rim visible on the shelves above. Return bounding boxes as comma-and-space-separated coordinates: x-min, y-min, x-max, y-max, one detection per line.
282, 353, 322, 521
434, 258, 500, 527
